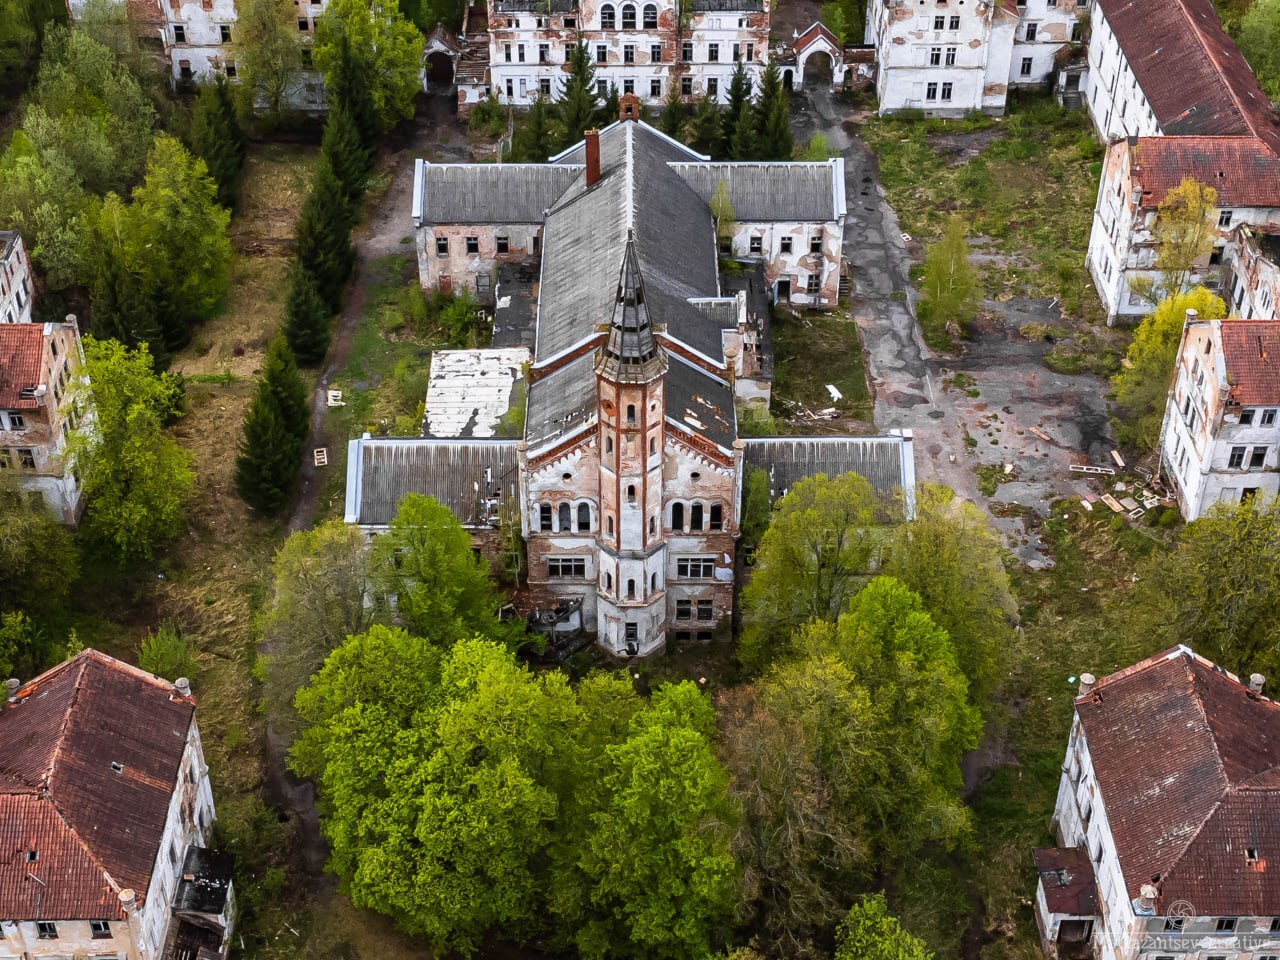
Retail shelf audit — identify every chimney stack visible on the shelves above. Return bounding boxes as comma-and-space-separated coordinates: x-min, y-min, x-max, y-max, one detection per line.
118, 888, 145, 960
1078, 673, 1097, 696
174, 677, 192, 698
1251, 673, 1266, 694
5, 678, 19, 702
585, 129, 601, 188
1186, 308, 1198, 326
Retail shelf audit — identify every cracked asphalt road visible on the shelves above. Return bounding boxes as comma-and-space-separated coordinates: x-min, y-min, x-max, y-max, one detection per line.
793, 85, 1117, 566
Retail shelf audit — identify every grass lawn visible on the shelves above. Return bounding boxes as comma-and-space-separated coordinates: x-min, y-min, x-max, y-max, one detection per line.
862, 98, 1104, 325
771, 306, 875, 426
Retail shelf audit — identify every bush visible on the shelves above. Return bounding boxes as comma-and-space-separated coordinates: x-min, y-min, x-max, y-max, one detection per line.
139, 621, 199, 679
468, 94, 507, 138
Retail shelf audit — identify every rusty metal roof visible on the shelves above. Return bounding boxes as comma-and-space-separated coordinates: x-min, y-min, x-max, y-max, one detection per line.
1219, 319, 1280, 407
1077, 646, 1280, 916
0, 323, 45, 410
1034, 847, 1098, 917
0, 650, 195, 920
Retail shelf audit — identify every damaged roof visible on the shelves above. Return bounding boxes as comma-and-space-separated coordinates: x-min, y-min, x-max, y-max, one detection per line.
1034, 847, 1098, 917
525, 352, 598, 452
0, 323, 45, 409
345, 437, 519, 527
664, 355, 736, 452
0, 650, 195, 920
417, 163, 583, 224
1076, 646, 1280, 916
1130, 137, 1280, 208
424, 348, 529, 439
1219, 319, 1280, 406
669, 160, 844, 223
742, 435, 917, 512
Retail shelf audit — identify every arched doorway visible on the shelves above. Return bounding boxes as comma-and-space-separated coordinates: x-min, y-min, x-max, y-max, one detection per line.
782, 68, 794, 90
426, 51, 454, 89
801, 49, 834, 87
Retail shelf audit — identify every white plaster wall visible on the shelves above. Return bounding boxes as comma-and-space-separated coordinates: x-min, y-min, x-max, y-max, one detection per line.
724, 218, 843, 306
1084, 5, 1159, 142
0, 238, 33, 326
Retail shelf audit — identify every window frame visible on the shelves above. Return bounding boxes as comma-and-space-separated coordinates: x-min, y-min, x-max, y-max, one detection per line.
676, 557, 715, 579
547, 557, 587, 579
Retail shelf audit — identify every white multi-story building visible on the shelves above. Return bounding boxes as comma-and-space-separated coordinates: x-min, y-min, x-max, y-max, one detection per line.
1040, 646, 1280, 960
864, 0, 1083, 116
485, 0, 769, 107
1158, 312, 1280, 520
0, 650, 234, 960
0, 232, 34, 326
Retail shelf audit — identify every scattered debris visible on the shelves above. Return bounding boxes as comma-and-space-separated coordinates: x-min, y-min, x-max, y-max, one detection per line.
1101, 494, 1125, 513
826, 384, 843, 402
1029, 426, 1052, 442
326, 390, 345, 407
1110, 449, 1126, 468
313, 448, 328, 467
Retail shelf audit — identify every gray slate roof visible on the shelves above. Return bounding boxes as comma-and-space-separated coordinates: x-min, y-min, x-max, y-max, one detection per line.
344, 437, 519, 527
742, 435, 917, 516
693, 0, 766, 9
669, 161, 843, 222
418, 164, 584, 224
536, 123, 725, 362
525, 353, 598, 452
665, 355, 736, 451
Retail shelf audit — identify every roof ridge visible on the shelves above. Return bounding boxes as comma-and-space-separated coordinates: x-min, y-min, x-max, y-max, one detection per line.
1171, 0, 1257, 135
42, 792, 126, 914
40, 657, 88, 792
1154, 793, 1228, 901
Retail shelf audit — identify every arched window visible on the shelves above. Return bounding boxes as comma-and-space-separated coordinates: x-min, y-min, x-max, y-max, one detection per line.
642, 2, 657, 27
649, 436, 656, 455
600, 3, 616, 28
607, 516, 615, 535
690, 502, 704, 531
650, 572, 658, 591
558, 502, 571, 531
621, 3, 636, 28
606, 435, 613, 454
626, 403, 636, 425
605, 572, 613, 590
671, 502, 684, 530
627, 579, 636, 599
649, 516, 656, 536
627, 484, 636, 503
540, 503, 552, 531
578, 503, 591, 531
709, 502, 723, 530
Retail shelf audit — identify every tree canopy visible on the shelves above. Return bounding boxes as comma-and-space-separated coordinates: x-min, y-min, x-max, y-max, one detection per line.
1240, 0, 1280, 103
918, 216, 980, 346
0, 472, 78, 615
1130, 178, 1218, 305
314, 0, 424, 133
835, 894, 934, 960
234, 0, 301, 123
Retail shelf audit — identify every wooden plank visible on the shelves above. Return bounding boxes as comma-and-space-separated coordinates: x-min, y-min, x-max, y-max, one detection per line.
1029, 426, 1052, 442
1110, 449, 1126, 468
1101, 494, 1125, 513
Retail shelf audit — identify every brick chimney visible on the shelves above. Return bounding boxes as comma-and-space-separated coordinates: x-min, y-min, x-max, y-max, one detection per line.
585, 129, 601, 188
1078, 673, 1096, 696
1251, 673, 1266, 694
619, 90, 642, 121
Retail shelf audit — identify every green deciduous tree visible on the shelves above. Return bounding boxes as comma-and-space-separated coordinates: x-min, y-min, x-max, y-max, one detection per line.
294, 153, 356, 310
190, 76, 248, 209
1111, 286, 1226, 448
314, 0, 424, 133
234, 337, 309, 513
1130, 177, 1219, 305
70, 337, 195, 563
1240, 0, 1280, 103
753, 60, 792, 161
282, 261, 333, 365
918, 215, 980, 345
0, 0, 65, 94
835, 894, 934, 960
87, 193, 166, 357
138, 621, 199, 679
0, 473, 78, 615
739, 464, 771, 547
234, 0, 301, 124
739, 472, 893, 674
0, 136, 91, 290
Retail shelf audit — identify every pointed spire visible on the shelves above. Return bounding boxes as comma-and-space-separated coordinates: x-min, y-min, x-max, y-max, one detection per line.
596, 232, 666, 382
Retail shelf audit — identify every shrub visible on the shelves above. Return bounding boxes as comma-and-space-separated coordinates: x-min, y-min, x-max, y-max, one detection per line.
140, 621, 199, 679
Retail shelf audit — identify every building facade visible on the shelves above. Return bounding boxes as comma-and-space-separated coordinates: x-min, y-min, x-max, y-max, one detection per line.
0, 650, 233, 960
484, 0, 769, 108
1040, 646, 1280, 960
1158, 313, 1280, 521
0, 318, 86, 524
349, 110, 916, 658
865, 0, 1083, 116
0, 232, 33, 327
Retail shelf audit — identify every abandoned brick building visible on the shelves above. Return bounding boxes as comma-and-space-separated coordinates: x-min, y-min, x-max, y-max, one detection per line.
347, 111, 916, 657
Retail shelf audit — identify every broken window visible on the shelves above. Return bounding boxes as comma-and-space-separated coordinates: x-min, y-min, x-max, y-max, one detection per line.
1020, 57, 1033, 77
1263, 409, 1277, 426
558, 502, 571, 530
1071, 19, 1082, 40
1024, 22, 1037, 40
1251, 447, 1267, 468
690, 502, 703, 530
681, 76, 692, 95
671, 502, 684, 530
707, 78, 718, 98
173, 24, 186, 42
780, 236, 793, 254
565, 16, 576, 27
596, 44, 607, 64
91, 920, 111, 939
540, 504, 552, 531
297, 17, 308, 30
710, 503, 723, 530
539, 43, 549, 63
179, 60, 193, 79
807, 273, 821, 296
548, 558, 586, 578
219, 23, 231, 41
225, 61, 237, 77
650, 78, 661, 98
496, 236, 509, 254
301, 47, 312, 67
1230, 446, 1247, 469
749, 235, 762, 254
929, 46, 941, 65
697, 600, 713, 620
810, 235, 822, 253
677, 557, 715, 578
621, 2, 636, 27
37, 922, 56, 940
6, 412, 25, 430
506, 78, 514, 97
1219, 210, 1234, 228
600, 3, 615, 27
643, 3, 657, 27
1217, 920, 1237, 933
1241, 408, 1256, 425
676, 599, 692, 620
465, 237, 479, 254
17, 449, 33, 468
624, 79, 634, 94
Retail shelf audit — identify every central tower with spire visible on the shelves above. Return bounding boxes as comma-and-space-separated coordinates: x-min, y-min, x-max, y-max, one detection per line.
594, 235, 669, 655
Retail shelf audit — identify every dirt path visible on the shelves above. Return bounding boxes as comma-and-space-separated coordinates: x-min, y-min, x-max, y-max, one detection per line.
792, 85, 1116, 566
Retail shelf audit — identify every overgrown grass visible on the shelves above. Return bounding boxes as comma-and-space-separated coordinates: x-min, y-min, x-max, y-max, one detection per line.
862, 96, 1104, 323
771, 307, 874, 423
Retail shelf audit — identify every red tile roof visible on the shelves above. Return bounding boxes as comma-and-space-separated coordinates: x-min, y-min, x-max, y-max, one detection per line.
1077, 646, 1280, 916
1130, 137, 1280, 208
0, 650, 196, 921
793, 21, 840, 55
1219, 319, 1280, 406
0, 324, 45, 410
1097, 0, 1280, 147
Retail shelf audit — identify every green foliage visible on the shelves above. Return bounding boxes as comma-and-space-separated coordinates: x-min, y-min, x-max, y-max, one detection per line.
836, 894, 934, 960
139, 621, 199, 679
322, 101, 374, 206
71, 338, 195, 563
87, 194, 165, 357
283, 261, 333, 365
739, 465, 772, 547
739, 472, 893, 674
324, 32, 379, 147
1131, 178, 1219, 305
294, 153, 356, 310
234, 0, 301, 123
723, 60, 755, 160
0, 474, 79, 615
557, 42, 598, 149
396, 0, 465, 32
314, 0, 424, 133
802, 132, 832, 161
918, 215, 979, 347
690, 95, 723, 157
468, 93, 508, 138
510, 95, 555, 162
710, 179, 735, 245
1239, 0, 1280, 103
234, 337, 310, 513
659, 82, 688, 139
753, 60, 792, 162
190, 76, 248, 209
0, 611, 32, 678
0, 135, 91, 290
1129, 499, 1280, 679
1111, 286, 1225, 448
441, 288, 481, 346
0, 0, 65, 97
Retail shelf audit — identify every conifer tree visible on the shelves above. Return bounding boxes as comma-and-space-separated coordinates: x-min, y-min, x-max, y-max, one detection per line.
321, 101, 372, 206
283, 261, 333, 365
598, 82, 619, 125
557, 42, 598, 149
190, 76, 247, 209
294, 153, 356, 310
234, 337, 310, 514
689, 95, 722, 157
659, 83, 687, 139
515, 95, 555, 162
325, 32, 379, 148
723, 60, 753, 159
754, 60, 792, 160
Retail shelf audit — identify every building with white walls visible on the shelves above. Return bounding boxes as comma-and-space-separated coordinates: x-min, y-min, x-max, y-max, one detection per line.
1040, 646, 1280, 960
0, 233, 33, 327
0, 650, 233, 959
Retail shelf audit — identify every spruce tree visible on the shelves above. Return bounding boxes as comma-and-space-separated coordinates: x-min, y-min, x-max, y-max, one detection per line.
754, 60, 793, 160
557, 42, 598, 149
689, 95, 722, 157
283, 261, 333, 366
326, 32, 379, 148
191, 76, 247, 209
89, 239, 166, 362
234, 337, 310, 514
598, 82, 620, 126
322, 101, 372, 207
294, 153, 356, 310
659, 83, 687, 139
515, 95, 554, 162
722, 60, 752, 158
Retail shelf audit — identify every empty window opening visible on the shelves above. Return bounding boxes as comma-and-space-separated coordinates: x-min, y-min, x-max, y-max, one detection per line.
601, 3, 615, 27
643, 2, 657, 26
710, 503, 722, 530
627, 579, 636, 599
627, 484, 636, 503
540, 504, 552, 531
626, 404, 636, 425
578, 503, 591, 530
690, 502, 704, 531
558, 502, 571, 530
621, 3, 636, 27
672, 502, 685, 530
